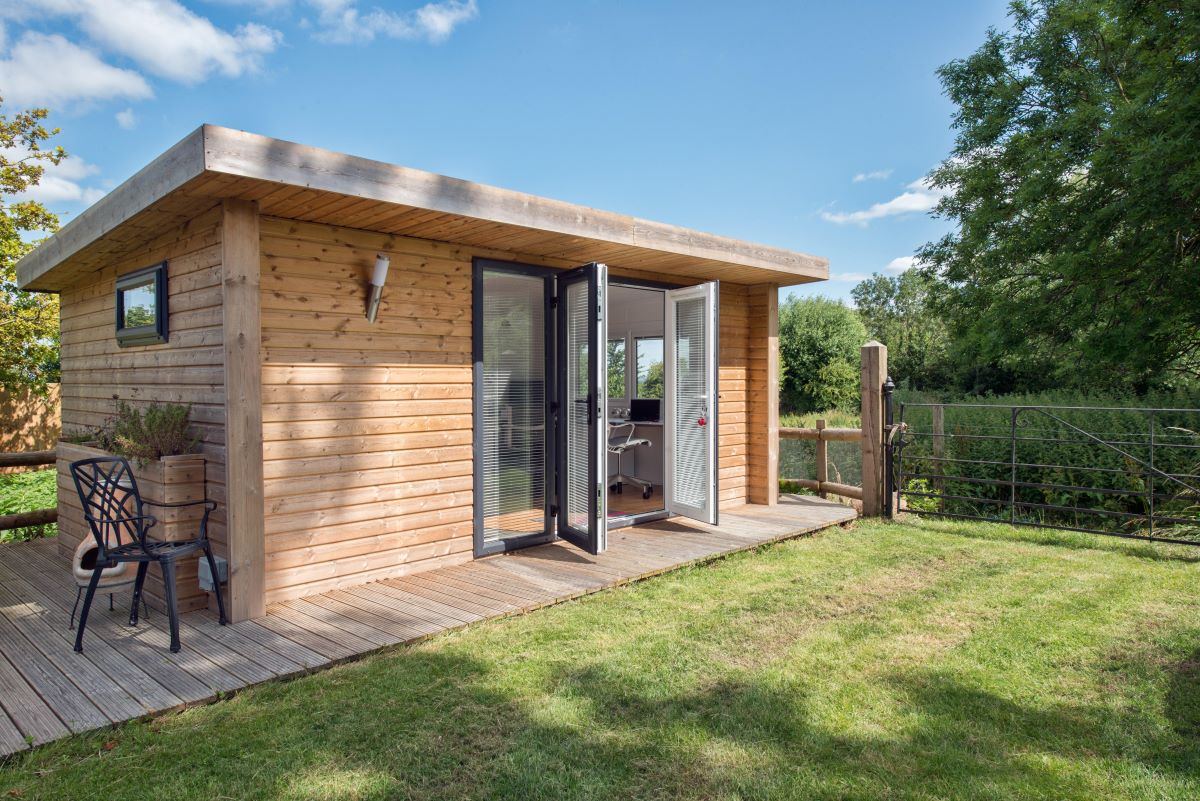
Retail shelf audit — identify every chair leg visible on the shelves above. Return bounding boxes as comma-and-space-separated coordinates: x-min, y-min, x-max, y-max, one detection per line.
74, 567, 103, 653
109, 593, 114, 612
202, 544, 228, 625
130, 562, 150, 626
161, 560, 181, 653
69, 585, 83, 630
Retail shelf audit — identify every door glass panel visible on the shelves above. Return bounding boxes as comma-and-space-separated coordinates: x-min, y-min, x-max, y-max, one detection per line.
564, 278, 591, 531
672, 296, 709, 510
480, 270, 545, 543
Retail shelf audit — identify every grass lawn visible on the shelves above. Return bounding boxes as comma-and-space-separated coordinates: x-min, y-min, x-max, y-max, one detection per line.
780, 408, 861, 429
2, 517, 1199, 800
0, 468, 57, 543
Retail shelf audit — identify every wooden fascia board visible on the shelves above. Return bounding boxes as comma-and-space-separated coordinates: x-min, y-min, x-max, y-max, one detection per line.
17, 124, 829, 291
16, 127, 208, 291
201, 126, 829, 280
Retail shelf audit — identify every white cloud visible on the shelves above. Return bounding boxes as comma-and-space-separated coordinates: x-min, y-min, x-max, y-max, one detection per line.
820, 176, 947, 226
115, 107, 137, 129
5, 148, 107, 206
0, 31, 153, 107
15, 0, 282, 84
311, 0, 478, 44
204, 0, 293, 10
828, 272, 874, 283
885, 256, 927, 274
852, 169, 892, 183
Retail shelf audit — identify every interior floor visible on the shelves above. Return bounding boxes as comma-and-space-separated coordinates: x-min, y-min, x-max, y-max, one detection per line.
607, 484, 666, 519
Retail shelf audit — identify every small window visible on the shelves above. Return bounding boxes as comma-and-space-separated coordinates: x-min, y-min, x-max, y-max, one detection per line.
635, 336, 664, 398
115, 262, 168, 347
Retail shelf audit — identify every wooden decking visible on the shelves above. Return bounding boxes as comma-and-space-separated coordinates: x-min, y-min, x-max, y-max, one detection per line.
0, 496, 854, 758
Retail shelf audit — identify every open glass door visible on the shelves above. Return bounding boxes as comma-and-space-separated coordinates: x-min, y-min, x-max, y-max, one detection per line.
555, 263, 608, 553
665, 281, 719, 524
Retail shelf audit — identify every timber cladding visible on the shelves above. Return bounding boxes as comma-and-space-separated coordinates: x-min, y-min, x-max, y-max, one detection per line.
55, 204, 228, 610
256, 217, 764, 605
258, 218, 476, 604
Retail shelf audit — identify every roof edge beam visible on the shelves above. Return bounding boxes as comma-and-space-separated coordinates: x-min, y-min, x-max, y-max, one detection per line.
16, 126, 208, 291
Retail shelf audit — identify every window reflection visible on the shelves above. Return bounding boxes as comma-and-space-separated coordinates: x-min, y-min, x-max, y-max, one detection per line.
636, 337, 664, 399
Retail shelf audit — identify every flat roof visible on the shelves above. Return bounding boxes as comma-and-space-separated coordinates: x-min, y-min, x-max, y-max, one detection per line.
17, 125, 828, 291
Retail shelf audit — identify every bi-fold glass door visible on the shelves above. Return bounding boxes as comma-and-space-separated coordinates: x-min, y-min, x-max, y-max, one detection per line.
474, 261, 556, 556
555, 263, 608, 554
474, 258, 718, 558
474, 260, 608, 556
664, 282, 720, 525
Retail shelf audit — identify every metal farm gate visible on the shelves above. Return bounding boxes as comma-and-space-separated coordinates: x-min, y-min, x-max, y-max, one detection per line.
890, 403, 1200, 545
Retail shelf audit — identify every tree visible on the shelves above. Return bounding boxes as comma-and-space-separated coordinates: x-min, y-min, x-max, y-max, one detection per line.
1, 101, 63, 393
918, 0, 1200, 393
778, 296, 867, 413
638, 360, 664, 399
851, 270, 951, 390
607, 339, 626, 397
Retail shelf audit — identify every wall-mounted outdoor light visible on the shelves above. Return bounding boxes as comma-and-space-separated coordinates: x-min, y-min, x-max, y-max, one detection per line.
366, 253, 390, 323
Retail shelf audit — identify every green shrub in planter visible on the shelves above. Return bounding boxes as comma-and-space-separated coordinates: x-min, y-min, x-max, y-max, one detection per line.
100, 402, 199, 466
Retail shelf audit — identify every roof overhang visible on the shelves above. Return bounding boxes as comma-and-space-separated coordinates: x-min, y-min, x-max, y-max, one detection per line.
17, 125, 829, 292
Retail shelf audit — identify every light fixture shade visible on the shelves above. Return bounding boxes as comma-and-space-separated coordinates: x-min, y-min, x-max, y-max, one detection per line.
372, 254, 391, 286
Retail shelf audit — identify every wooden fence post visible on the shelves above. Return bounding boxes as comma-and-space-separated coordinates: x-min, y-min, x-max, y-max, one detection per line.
860, 342, 888, 516
815, 418, 828, 498
932, 404, 945, 512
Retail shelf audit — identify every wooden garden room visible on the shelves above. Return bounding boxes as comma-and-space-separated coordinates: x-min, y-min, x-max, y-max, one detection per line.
0, 125, 856, 755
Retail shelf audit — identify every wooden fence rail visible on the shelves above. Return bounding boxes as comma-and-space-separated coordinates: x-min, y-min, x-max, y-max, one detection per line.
0, 450, 56, 469
0, 449, 58, 532
779, 421, 865, 501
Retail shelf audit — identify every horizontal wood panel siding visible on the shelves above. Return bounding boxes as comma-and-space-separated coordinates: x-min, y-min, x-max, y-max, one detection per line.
258, 217, 764, 603
258, 218, 476, 603
56, 205, 227, 612
718, 283, 751, 506
747, 284, 779, 505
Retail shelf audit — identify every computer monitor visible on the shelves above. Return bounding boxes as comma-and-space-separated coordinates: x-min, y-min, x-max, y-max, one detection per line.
630, 399, 660, 422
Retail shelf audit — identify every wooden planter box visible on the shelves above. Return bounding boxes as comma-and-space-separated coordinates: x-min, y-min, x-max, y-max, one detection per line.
56, 442, 213, 614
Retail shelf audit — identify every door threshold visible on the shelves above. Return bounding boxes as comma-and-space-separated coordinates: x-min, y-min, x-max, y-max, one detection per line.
607, 510, 669, 530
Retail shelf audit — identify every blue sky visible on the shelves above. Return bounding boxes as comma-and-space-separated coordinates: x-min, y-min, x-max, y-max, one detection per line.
1, 0, 1011, 302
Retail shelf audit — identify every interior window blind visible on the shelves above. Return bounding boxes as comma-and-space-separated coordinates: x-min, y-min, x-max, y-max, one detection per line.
481, 270, 546, 542
672, 296, 708, 509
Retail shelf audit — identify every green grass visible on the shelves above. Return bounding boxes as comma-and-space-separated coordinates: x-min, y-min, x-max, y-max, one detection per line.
3, 518, 1199, 800
780, 408, 861, 429
0, 468, 57, 543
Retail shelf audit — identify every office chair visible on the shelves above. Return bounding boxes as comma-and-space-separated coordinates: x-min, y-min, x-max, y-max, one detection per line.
608, 422, 653, 499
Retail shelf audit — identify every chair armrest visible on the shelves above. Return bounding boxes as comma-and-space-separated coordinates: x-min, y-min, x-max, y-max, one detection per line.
82, 513, 159, 555
84, 513, 157, 527
142, 498, 215, 542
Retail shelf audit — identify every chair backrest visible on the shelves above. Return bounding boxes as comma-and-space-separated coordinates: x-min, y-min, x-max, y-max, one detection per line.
608, 422, 636, 450
69, 456, 145, 556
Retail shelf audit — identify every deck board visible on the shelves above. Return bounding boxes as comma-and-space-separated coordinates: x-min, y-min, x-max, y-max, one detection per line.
0, 496, 854, 756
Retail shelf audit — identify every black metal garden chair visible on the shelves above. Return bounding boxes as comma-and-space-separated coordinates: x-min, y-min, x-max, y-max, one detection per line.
69, 456, 227, 653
